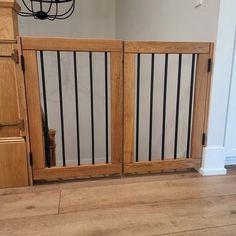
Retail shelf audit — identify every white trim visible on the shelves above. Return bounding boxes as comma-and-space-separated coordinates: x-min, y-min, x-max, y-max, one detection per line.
225, 156, 236, 166
198, 168, 227, 176
200, 146, 227, 176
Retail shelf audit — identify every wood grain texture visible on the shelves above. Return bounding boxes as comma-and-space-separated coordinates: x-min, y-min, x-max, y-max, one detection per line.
21, 37, 123, 52
124, 41, 211, 54
0, 190, 60, 220
16, 37, 33, 185
124, 159, 201, 174
0, 1, 20, 40
0, 41, 13, 55
167, 225, 236, 236
0, 138, 28, 188
33, 164, 122, 181
191, 54, 209, 158
0, 54, 20, 137
23, 50, 45, 170
124, 53, 135, 164
1, 195, 236, 235
1, 170, 236, 235
111, 52, 123, 164
59, 174, 236, 214
203, 43, 214, 142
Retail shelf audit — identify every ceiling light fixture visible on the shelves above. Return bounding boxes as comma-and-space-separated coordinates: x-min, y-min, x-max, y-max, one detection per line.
18, 0, 76, 21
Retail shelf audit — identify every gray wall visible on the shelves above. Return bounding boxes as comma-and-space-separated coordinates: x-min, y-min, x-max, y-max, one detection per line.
17, 0, 220, 164
116, 0, 220, 41
116, 0, 220, 160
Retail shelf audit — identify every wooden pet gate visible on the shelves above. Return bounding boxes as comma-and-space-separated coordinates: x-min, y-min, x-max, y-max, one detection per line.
20, 37, 213, 181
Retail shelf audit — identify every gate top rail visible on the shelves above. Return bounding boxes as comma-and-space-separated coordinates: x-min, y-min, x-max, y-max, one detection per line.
124, 41, 211, 54
21, 37, 123, 52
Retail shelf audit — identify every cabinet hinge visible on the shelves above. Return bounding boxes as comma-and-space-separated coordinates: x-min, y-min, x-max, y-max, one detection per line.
202, 133, 207, 146
208, 58, 212, 73
21, 55, 25, 71
11, 50, 19, 64
29, 152, 33, 166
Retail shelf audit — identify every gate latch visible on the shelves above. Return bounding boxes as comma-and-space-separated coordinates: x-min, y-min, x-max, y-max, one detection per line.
0, 119, 24, 131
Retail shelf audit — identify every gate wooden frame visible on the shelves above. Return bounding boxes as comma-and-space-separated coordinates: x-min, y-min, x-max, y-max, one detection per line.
21, 37, 214, 181
21, 37, 123, 180
123, 41, 214, 173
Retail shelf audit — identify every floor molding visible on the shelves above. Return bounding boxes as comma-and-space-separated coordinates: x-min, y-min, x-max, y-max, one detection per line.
225, 156, 236, 166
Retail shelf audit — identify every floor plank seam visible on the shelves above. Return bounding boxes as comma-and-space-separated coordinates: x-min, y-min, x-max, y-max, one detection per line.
157, 223, 236, 236
58, 190, 62, 215
57, 193, 236, 216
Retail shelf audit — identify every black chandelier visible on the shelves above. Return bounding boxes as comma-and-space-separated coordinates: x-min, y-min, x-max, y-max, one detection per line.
18, 0, 76, 21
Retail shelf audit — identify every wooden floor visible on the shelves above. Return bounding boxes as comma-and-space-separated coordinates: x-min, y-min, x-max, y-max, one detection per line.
0, 168, 236, 235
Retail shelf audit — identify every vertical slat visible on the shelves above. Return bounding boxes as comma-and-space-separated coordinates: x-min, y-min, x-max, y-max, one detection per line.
39, 51, 51, 168
186, 54, 196, 158
111, 52, 123, 164
191, 53, 209, 158
124, 53, 135, 164
73, 51, 80, 166
174, 54, 182, 159
23, 50, 45, 169
136, 53, 141, 162
161, 54, 168, 160
57, 51, 66, 166
104, 52, 109, 163
148, 53, 155, 161
89, 52, 95, 164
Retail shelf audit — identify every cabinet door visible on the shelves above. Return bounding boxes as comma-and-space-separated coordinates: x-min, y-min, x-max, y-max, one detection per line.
0, 41, 30, 188
0, 138, 29, 188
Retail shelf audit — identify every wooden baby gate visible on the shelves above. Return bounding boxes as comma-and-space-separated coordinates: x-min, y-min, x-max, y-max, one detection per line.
20, 37, 213, 181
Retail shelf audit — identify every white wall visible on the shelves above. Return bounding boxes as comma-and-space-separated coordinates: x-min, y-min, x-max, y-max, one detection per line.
116, 0, 220, 41
201, 0, 236, 174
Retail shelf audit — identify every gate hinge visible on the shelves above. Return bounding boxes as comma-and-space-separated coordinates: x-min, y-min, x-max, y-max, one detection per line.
21, 55, 25, 71
202, 133, 207, 146
29, 152, 33, 166
208, 58, 212, 73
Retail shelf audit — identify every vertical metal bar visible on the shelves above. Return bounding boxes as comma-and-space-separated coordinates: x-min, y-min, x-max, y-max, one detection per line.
174, 54, 182, 159
40, 50, 51, 168
73, 51, 81, 166
148, 53, 155, 161
161, 54, 168, 160
104, 52, 109, 163
186, 54, 196, 158
57, 51, 66, 166
89, 52, 95, 164
136, 53, 141, 162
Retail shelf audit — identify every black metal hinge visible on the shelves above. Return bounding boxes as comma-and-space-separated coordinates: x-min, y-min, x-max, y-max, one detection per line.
208, 58, 212, 72
29, 152, 33, 166
21, 55, 25, 71
202, 133, 207, 146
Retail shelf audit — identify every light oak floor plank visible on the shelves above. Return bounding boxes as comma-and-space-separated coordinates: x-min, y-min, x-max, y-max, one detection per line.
161, 224, 236, 236
0, 170, 201, 196
1, 195, 236, 235
59, 175, 236, 214
0, 190, 60, 220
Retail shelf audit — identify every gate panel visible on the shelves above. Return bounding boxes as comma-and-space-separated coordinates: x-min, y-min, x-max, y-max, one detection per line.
124, 41, 214, 173
22, 37, 123, 180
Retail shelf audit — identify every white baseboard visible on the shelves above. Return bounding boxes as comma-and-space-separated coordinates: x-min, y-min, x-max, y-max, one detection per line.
198, 168, 227, 176
200, 146, 227, 176
225, 156, 236, 165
